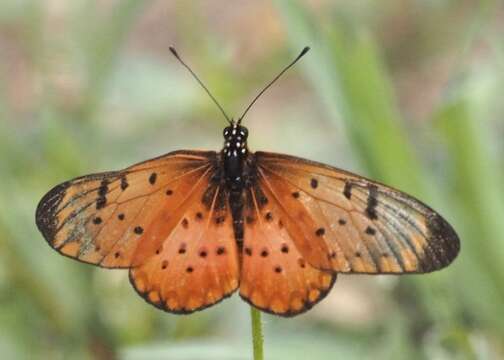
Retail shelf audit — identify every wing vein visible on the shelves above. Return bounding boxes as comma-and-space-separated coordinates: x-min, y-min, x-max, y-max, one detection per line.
56, 163, 211, 218
256, 166, 333, 271
126, 166, 215, 266
348, 191, 425, 268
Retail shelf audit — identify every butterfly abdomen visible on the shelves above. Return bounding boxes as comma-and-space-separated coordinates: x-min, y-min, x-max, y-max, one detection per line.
229, 189, 245, 246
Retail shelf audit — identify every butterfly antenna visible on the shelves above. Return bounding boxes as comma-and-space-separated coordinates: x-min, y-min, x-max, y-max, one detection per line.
169, 47, 232, 125
237, 46, 310, 125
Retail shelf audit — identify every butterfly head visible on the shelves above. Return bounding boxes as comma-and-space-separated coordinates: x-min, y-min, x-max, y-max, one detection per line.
223, 122, 249, 157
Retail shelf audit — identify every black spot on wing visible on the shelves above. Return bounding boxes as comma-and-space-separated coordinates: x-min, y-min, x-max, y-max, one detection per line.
120, 175, 128, 190
98, 179, 109, 197
365, 184, 379, 220
149, 172, 157, 185
96, 179, 109, 209
365, 226, 376, 235
253, 185, 268, 208
96, 197, 107, 210
343, 181, 352, 199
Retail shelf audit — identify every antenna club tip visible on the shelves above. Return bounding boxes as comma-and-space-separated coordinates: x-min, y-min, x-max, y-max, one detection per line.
169, 46, 178, 57
300, 46, 310, 56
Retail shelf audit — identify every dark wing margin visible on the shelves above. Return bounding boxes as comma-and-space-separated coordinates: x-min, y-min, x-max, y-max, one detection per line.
36, 171, 118, 249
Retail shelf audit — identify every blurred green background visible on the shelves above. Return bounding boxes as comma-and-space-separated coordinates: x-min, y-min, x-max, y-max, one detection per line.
1, 1, 504, 359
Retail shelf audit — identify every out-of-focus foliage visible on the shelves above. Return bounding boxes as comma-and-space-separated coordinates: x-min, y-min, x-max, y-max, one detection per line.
1, 1, 503, 359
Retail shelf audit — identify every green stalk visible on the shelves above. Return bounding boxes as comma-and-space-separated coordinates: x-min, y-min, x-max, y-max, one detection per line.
250, 307, 264, 360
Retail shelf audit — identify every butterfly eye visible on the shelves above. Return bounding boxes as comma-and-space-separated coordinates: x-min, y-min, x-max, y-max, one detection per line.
223, 127, 232, 138
239, 126, 248, 139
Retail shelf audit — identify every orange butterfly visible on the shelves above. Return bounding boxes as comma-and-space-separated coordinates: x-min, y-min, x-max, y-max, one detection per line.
36, 47, 459, 317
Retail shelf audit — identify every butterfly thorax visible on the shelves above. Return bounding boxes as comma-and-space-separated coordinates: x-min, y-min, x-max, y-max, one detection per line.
221, 123, 251, 246
222, 123, 249, 189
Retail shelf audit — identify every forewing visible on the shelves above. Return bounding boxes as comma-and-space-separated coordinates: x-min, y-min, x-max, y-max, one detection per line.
129, 184, 240, 314
239, 185, 336, 317
36, 150, 216, 268
254, 152, 460, 274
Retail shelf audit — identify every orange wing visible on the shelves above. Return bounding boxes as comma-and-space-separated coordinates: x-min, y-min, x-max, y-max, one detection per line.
36, 150, 217, 268
129, 183, 240, 314
253, 152, 460, 274
37, 150, 240, 313
239, 184, 336, 317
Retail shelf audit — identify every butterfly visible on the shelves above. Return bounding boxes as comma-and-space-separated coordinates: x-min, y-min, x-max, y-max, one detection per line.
35, 47, 460, 317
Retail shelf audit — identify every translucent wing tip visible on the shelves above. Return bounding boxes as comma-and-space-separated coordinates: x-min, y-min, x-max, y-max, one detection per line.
422, 212, 461, 271
35, 180, 71, 245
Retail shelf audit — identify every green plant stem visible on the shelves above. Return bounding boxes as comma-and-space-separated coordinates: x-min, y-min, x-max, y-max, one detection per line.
250, 307, 264, 360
